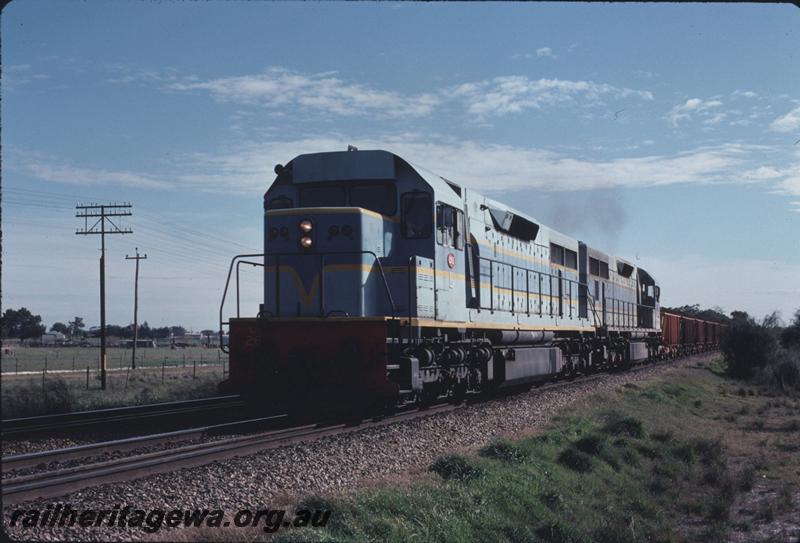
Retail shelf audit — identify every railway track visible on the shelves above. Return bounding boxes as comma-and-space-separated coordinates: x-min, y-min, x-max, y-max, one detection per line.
1, 404, 462, 505
0, 352, 714, 506
0, 395, 245, 438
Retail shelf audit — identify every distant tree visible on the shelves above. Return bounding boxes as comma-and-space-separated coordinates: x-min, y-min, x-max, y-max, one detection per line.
201, 329, 216, 346
1, 308, 46, 339
170, 326, 186, 337
729, 310, 750, 322
138, 321, 152, 339
50, 322, 70, 335
662, 305, 731, 323
153, 327, 172, 339
721, 312, 778, 379
781, 309, 800, 350
68, 317, 86, 338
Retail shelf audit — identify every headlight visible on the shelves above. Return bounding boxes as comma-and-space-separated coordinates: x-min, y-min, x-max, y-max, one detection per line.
299, 236, 314, 249
299, 219, 313, 233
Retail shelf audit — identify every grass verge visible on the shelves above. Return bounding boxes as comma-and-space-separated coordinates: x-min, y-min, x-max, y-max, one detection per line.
273, 360, 800, 543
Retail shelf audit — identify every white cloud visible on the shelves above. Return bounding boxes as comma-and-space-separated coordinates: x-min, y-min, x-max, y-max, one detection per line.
536, 47, 555, 58
161, 67, 652, 121
8, 150, 174, 190
13, 136, 793, 209
666, 98, 723, 126
165, 67, 441, 119
165, 135, 772, 195
451, 76, 653, 118
2, 64, 49, 91
770, 106, 800, 133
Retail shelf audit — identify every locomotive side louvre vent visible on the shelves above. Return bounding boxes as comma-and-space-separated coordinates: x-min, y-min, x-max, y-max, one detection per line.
617, 260, 634, 278
487, 207, 539, 242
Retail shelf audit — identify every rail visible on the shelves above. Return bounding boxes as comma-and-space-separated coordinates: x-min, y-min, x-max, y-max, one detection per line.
1, 396, 243, 437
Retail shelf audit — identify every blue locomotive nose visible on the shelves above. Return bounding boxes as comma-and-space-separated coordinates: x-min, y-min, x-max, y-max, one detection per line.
263, 207, 393, 318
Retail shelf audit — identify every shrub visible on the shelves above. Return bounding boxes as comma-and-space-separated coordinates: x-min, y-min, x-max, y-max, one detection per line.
720, 315, 777, 379
558, 448, 594, 473
738, 463, 757, 491
429, 455, 483, 481
479, 440, 527, 463
693, 437, 724, 465
672, 444, 695, 464
771, 350, 800, 391
574, 434, 606, 455
540, 490, 564, 510
651, 429, 673, 443
602, 416, 646, 438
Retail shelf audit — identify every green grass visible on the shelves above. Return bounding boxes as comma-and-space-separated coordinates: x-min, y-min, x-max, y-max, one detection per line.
1, 366, 223, 418
1, 346, 227, 373
273, 361, 798, 543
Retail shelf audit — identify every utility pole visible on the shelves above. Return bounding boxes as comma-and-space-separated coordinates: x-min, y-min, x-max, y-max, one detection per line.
76, 203, 132, 390
125, 248, 147, 369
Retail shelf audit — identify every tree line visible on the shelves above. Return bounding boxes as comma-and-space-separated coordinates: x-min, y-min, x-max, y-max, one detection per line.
1, 307, 215, 341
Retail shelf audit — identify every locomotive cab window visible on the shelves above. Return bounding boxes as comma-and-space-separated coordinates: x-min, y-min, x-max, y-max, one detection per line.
564, 249, 578, 270
550, 243, 564, 265
267, 195, 294, 210
349, 183, 396, 216
436, 203, 464, 250
401, 192, 433, 239
298, 182, 396, 216
299, 185, 346, 207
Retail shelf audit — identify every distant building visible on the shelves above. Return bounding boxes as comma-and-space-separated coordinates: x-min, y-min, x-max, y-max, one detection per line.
40, 332, 67, 345
119, 339, 157, 348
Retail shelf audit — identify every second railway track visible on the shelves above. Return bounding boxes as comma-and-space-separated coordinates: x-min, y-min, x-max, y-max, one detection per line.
0, 395, 245, 438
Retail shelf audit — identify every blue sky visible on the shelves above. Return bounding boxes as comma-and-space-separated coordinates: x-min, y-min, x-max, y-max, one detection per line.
3, 2, 799, 330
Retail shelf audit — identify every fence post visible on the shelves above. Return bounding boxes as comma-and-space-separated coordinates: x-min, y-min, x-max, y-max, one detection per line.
193, 359, 197, 379
86, 366, 90, 390
162, 357, 166, 383
42, 369, 46, 392
45, 354, 48, 373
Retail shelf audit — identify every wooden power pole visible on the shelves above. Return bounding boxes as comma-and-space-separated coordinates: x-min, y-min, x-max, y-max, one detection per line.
125, 248, 147, 369
76, 203, 132, 390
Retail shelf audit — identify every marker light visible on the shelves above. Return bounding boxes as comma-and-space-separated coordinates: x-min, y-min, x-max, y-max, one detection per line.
300, 236, 314, 249
299, 219, 313, 233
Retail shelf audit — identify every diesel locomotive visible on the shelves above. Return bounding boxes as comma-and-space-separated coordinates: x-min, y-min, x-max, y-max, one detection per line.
218, 148, 698, 411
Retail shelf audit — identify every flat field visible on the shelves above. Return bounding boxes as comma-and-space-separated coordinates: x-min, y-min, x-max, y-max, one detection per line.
1, 346, 227, 373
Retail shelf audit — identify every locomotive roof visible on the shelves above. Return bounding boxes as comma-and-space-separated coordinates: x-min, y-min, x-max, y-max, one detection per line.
283, 149, 656, 285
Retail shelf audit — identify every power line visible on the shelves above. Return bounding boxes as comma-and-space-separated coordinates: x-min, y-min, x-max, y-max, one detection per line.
76, 202, 133, 390
125, 248, 147, 369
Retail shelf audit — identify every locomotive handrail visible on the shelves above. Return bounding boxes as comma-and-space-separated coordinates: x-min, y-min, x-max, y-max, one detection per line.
219, 253, 265, 353
237, 260, 265, 318
472, 251, 580, 319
